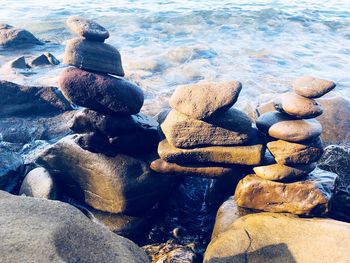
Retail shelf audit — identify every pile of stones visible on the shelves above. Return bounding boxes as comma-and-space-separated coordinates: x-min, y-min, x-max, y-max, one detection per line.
235, 76, 336, 215
38, 16, 175, 238
151, 81, 265, 178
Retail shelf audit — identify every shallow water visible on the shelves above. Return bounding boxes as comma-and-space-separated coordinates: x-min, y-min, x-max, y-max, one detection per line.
1, 0, 350, 114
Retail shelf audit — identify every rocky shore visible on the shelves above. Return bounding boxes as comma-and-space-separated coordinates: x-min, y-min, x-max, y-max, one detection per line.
0, 17, 350, 263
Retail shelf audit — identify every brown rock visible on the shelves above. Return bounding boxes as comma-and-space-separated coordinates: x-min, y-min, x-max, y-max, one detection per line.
158, 139, 265, 166
267, 138, 323, 164
169, 81, 242, 119
63, 37, 124, 76
293, 76, 336, 98
66, 16, 109, 41
253, 163, 316, 181
161, 108, 252, 148
59, 68, 143, 115
235, 169, 336, 215
150, 159, 237, 178
274, 93, 323, 118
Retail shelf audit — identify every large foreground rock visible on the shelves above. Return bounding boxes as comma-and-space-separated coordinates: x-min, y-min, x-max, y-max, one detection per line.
0, 191, 149, 263
64, 37, 124, 76
37, 135, 175, 214
0, 80, 72, 117
0, 24, 42, 47
161, 109, 252, 148
204, 213, 350, 263
235, 168, 336, 215
59, 68, 143, 115
169, 81, 242, 119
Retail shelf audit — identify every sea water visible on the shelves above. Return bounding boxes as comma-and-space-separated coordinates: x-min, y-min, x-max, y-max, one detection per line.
0, 0, 349, 114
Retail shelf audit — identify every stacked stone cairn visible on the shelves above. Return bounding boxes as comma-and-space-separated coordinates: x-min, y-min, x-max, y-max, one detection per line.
37, 16, 175, 238
151, 81, 265, 178
235, 76, 336, 216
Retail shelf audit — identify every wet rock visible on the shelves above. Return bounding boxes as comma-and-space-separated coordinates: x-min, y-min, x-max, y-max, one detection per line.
293, 76, 336, 98
0, 80, 72, 117
150, 159, 239, 178
0, 191, 149, 263
66, 16, 109, 42
4, 56, 27, 69
318, 145, 350, 222
71, 109, 158, 137
37, 135, 175, 214
28, 52, 60, 67
0, 148, 23, 192
317, 96, 350, 145
274, 92, 323, 118
0, 24, 42, 48
169, 81, 242, 120
204, 213, 350, 263
59, 68, 143, 115
64, 37, 124, 76
256, 111, 322, 142
155, 108, 171, 124
267, 138, 323, 165
19, 167, 57, 199
235, 169, 336, 215
158, 139, 265, 166
253, 163, 316, 181
161, 109, 252, 148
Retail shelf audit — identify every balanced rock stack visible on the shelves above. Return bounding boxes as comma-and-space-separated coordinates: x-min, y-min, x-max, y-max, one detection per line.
151, 81, 265, 178
38, 16, 174, 237
235, 76, 336, 215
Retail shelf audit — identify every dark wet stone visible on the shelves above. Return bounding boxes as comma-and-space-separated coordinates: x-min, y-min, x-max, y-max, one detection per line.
0, 24, 42, 48
0, 148, 23, 192
28, 52, 60, 67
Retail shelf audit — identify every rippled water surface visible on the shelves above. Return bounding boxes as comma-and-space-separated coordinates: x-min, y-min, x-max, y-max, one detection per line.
1, 0, 349, 113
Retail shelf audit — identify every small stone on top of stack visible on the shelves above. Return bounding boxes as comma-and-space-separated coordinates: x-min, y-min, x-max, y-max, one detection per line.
235, 76, 336, 216
150, 81, 266, 178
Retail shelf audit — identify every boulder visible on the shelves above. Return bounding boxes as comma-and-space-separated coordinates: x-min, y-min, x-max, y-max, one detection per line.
204, 213, 350, 263
0, 24, 42, 47
37, 135, 175, 214
267, 138, 323, 165
0, 80, 72, 117
253, 163, 316, 181
235, 169, 336, 215
66, 16, 109, 41
59, 68, 143, 115
274, 93, 323, 118
150, 159, 239, 178
4, 56, 27, 69
28, 52, 60, 67
71, 109, 158, 137
63, 37, 124, 76
0, 191, 149, 263
161, 109, 252, 148
169, 81, 242, 120
293, 76, 336, 98
19, 167, 57, 199
158, 139, 265, 166
0, 148, 23, 192
256, 111, 322, 142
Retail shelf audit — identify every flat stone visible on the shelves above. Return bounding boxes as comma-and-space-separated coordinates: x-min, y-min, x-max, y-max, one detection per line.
293, 76, 336, 98
66, 16, 109, 41
256, 111, 322, 142
235, 169, 336, 215
71, 109, 158, 137
0, 24, 42, 47
158, 139, 265, 166
253, 163, 316, 181
161, 108, 252, 148
150, 159, 238, 178
169, 81, 242, 120
28, 52, 60, 67
19, 167, 57, 199
63, 37, 124, 76
0, 191, 149, 263
267, 138, 323, 165
274, 92, 323, 118
204, 213, 350, 263
37, 135, 175, 214
59, 68, 143, 115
